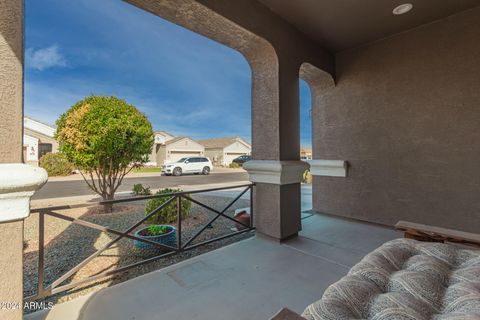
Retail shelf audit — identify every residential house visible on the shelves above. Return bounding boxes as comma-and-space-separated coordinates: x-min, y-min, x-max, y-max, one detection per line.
156, 136, 205, 164
23, 117, 58, 166
147, 131, 175, 166
2, 1, 480, 320
300, 147, 312, 160
197, 137, 251, 166
148, 131, 205, 166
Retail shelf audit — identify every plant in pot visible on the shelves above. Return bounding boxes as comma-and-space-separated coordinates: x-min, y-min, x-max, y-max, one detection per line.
134, 188, 191, 250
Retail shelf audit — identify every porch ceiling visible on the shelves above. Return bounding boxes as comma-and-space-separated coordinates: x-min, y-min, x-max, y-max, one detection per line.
257, 0, 480, 52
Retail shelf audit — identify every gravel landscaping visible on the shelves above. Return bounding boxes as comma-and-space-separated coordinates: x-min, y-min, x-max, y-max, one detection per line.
23, 194, 253, 312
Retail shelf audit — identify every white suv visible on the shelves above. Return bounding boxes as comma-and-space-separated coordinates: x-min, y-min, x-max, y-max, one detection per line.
162, 157, 213, 176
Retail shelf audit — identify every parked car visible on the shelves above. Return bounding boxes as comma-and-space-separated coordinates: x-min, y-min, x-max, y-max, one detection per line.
232, 155, 251, 165
162, 157, 213, 176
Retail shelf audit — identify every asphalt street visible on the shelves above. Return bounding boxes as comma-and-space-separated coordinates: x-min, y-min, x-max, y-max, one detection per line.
33, 171, 249, 200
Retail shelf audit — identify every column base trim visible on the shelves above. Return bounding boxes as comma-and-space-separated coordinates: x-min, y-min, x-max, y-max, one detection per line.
0, 164, 48, 222
308, 160, 347, 177
243, 160, 309, 185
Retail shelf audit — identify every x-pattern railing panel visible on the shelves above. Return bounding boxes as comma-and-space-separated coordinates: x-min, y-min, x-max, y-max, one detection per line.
181, 186, 251, 249
26, 183, 254, 301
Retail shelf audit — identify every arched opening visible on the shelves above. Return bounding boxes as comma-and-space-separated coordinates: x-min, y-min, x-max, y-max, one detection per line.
125, 0, 279, 160
299, 62, 335, 218
21, 0, 282, 307
299, 79, 313, 214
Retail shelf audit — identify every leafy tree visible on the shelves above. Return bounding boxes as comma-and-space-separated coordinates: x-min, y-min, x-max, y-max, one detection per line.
56, 96, 154, 212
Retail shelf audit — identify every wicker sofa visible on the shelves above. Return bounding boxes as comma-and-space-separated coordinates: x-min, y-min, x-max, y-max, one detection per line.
271, 221, 480, 320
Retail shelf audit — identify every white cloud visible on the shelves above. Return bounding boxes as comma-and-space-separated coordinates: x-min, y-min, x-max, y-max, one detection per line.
26, 45, 67, 71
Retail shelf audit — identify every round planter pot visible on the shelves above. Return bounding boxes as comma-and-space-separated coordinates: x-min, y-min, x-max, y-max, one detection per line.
134, 225, 176, 250
234, 211, 251, 231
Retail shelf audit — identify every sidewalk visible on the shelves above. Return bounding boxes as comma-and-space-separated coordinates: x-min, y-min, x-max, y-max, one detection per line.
31, 183, 313, 212
30, 180, 252, 209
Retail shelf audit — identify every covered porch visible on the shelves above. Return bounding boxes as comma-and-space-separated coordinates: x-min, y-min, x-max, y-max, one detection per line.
0, 0, 479, 319
25, 212, 398, 320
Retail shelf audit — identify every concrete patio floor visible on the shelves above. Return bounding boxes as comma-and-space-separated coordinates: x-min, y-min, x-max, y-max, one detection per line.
26, 213, 399, 320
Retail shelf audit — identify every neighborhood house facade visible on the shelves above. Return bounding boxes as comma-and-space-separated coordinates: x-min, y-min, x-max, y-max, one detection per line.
23, 120, 242, 168
197, 137, 251, 166
147, 131, 174, 166
300, 147, 312, 160
148, 132, 205, 165
23, 117, 58, 166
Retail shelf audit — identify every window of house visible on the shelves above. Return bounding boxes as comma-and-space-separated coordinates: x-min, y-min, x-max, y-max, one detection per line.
38, 143, 52, 158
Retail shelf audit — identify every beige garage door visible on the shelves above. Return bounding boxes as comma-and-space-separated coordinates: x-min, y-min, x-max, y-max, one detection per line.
168, 151, 202, 163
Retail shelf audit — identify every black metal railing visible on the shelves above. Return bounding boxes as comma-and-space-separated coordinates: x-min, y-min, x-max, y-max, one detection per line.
25, 183, 254, 301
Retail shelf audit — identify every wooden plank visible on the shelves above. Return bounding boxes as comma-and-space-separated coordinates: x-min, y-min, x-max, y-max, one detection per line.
395, 221, 480, 247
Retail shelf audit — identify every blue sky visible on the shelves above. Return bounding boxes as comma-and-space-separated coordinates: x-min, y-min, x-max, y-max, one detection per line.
25, 0, 312, 147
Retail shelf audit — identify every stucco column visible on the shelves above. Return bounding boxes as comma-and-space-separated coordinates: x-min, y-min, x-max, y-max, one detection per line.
245, 60, 308, 240
0, 2, 44, 319
0, 165, 47, 320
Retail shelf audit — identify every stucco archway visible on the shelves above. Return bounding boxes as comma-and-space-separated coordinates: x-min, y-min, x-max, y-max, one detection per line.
299, 62, 335, 160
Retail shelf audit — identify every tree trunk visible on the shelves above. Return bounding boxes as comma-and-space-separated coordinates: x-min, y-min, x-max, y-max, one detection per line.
103, 192, 114, 213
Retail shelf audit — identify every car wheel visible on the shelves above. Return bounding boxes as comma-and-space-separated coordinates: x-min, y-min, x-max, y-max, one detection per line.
173, 167, 182, 176
202, 166, 210, 175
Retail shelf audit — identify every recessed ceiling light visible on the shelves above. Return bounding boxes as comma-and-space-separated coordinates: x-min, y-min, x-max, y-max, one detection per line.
393, 3, 413, 15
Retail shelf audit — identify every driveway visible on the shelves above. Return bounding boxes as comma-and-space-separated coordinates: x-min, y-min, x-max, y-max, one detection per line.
33, 171, 249, 200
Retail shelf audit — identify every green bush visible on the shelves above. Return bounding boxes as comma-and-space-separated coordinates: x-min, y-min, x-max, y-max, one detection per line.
146, 225, 169, 236
145, 188, 191, 224
39, 153, 74, 176
228, 162, 241, 169
132, 183, 152, 196
302, 169, 312, 184
56, 95, 154, 212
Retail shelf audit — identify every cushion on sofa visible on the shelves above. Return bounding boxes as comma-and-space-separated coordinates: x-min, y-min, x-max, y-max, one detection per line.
302, 238, 480, 320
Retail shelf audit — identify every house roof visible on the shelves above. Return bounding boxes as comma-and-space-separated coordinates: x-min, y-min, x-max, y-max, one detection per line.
24, 116, 56, 129
197, 137, 251, 149
24, 116, 56, 138
165, 136, 186, 145
154, 130, 174, 137
164, 136, 203, 146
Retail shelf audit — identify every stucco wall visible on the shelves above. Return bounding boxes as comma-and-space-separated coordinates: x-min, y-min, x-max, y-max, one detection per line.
156, 145, 167, 165
0, 1, 25, 319
0, 0, 23, 163
166, 139, 204, 153
24, 128, 59, 151
147, 144, 157, 165
313, 7, 480, 232
224, 141, 251, 154
204, 148, 223, 165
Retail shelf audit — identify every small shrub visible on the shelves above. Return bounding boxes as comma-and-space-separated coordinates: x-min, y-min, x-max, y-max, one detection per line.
228, 162, 241, 169
145, 188, 191, 224
39, 153, 74, 176
303, 169, 312, 184
132, 183, 152, 196
146, 225, 169, 236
